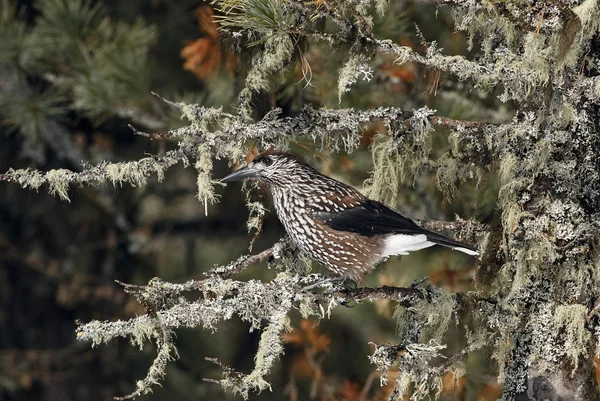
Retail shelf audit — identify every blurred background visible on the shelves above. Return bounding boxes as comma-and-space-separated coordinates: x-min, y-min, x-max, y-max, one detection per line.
0, 1, 519, 400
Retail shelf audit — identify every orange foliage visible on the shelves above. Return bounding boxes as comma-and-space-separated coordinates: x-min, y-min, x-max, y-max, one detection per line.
477, 382, 503, 401
283, 320, 332, 396
440, 371, 466, 397
360, 121, 386, 146
244, 145, 261, 164
378, 36, 416, 94
283, 319, 332, 354
379, 63, 416, 83
338, 380, 363, 401
429, 259, 475, 292
181, 6, 234, 80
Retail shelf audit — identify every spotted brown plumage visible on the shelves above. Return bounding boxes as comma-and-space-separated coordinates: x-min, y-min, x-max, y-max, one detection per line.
222, 152, 479, 281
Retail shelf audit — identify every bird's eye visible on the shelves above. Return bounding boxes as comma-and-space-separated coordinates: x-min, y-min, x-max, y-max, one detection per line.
253, 155, 273, 166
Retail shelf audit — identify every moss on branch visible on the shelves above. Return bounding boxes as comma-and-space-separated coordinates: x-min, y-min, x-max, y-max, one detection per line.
75, 240, 495, 400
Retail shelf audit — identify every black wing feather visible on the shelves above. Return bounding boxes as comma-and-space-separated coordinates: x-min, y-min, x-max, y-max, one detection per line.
317, 200, 478, 253
317, 200, 425, 236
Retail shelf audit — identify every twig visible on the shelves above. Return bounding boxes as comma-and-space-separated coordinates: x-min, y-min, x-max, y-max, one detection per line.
206, 247, 274, 279
587, 302, 600, 322
113, 325, 175, 400
151, 91, 183, 110
288, 22, 536, 92
114, 279, 146, 294
429, 115, 495, 130
337, 285, 424, 307
116, 108, 165, 131
535, 3, 547, 35
248, 213, 265, 252
434, 344, 474, 375
0, 150, 187, 200
291, 1, 351, 32
128, 124, 174, 140
417, 217, 487, 236
360, 369, 379, 401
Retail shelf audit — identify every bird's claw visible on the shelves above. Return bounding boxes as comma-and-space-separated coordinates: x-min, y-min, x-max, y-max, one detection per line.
339, 300, 356, 308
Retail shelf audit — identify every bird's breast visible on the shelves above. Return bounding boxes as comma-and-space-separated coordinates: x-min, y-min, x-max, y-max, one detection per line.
272, 191, 384, 281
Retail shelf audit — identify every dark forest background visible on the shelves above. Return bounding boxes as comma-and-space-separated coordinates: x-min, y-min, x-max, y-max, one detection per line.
2, 1, 598, 401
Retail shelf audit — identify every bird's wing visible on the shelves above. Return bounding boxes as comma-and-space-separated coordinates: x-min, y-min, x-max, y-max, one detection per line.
315, 199, 426, 237
315, 199, 479, 254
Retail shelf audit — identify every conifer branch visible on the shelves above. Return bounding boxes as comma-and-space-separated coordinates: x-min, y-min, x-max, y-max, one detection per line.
128, 102, 497, 152
75, 234, 495, 400
0, 151, 187, 202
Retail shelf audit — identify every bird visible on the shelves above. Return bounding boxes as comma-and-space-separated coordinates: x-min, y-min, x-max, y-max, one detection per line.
222, 151, 478, 282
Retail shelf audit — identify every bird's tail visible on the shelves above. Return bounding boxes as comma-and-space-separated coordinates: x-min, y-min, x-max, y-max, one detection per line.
425, 232, 479, 256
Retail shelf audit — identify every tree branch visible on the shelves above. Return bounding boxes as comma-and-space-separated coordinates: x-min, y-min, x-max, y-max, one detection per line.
206, 247, 274, 279
75, 229, 499, 400
0, 150, 187, 201
76, 233, 490, 399
336, 286, 424, 307
130, 96, 497, 151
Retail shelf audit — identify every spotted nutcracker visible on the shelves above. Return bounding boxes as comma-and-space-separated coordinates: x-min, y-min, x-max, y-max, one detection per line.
222, 152, 478, 281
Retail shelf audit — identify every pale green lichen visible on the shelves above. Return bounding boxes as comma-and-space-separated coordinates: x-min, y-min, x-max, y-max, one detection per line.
390, 371, 411, 399
364, 133, 402, 205
234, 32, 295, 120
365, 109, 435, 206
499, 233, 557, 302
497, 153, 533, 242
245, 200, 267, 234
46, 168, 73, 202
179, 104, 226, 130
247, 34, 294, 91
129, 327, 178, 397
106, 161, 149, 188
241, 179, 269, 249
5, 0, 600, 399
7, 168, 46, 191
491, 327, 511, 385
77, 315, 155, 348
241, 311, 290, 394
554, 304, 591, 374
298, 296, 320, 319
368, 340, 448, 394
373, 0, 389, 16
475, 13, 517, 56
435, 154, 462, 200
572, 0, 600, 59
195, 144, 222, 210
337, 53, 374, 102
394, 279, 454, 343
3, 152, 183, 202
528, 301, 560, 373
130, 318, 160, 350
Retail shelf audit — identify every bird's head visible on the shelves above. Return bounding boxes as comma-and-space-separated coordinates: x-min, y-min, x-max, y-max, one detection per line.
221, 152, 311, 186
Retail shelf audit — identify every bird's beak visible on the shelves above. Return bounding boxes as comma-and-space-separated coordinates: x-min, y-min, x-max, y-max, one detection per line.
221, 166, 256, 183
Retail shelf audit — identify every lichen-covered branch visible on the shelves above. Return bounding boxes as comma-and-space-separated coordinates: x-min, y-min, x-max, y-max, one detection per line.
1, 98, 499, 202
138, 100, 498, 158
75, 242, 492, 400
5, 0, 600, 399
0, 150, 188, 202
114, 325, 178, 401
207, 247, 274, 279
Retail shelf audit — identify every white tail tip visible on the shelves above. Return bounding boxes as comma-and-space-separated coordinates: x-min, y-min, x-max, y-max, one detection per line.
452, 247, 479, 256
